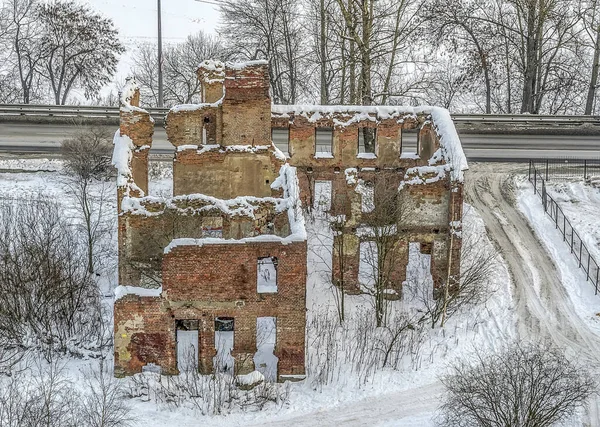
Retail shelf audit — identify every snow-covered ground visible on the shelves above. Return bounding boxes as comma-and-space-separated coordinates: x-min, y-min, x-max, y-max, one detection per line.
1, 158, 597, 425
518, 177, 600, 337
544, 179, 600, 264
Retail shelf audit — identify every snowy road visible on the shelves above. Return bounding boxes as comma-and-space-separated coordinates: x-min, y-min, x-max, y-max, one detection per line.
466, 162, 600, 424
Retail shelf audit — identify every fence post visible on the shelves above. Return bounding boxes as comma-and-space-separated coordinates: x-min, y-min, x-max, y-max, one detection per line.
587, 256, 591, 281
571, 229, 574, 253
579, 240, 583, 267
534, 171, 537, 194
584, 160, 588, 180
563, 215, 566, 240
542, 181, 547, 211
596, 268, 599, 295
546, 159, 549, 181
528, 160, 531, 182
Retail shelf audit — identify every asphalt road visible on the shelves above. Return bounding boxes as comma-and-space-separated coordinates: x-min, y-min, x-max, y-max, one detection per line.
0, 122, 598, 160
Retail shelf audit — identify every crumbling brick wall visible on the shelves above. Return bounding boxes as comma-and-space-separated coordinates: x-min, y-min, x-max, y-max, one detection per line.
114, 62, 308, 382
272, 106, 464, 296
114, 59, 466, 382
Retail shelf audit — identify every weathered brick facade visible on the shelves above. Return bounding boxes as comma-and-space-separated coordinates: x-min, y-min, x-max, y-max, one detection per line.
113, 60, 466, 381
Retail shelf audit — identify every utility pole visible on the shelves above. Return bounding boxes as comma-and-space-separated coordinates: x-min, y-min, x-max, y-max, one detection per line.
157, 0, 164, 107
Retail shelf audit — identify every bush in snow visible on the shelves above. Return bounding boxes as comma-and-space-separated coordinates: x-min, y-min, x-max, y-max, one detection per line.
0, 357, 132, 427
0, 198, 105, 368
438, 343, 596, 427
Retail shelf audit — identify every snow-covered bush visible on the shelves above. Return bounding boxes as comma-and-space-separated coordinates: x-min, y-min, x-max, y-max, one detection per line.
306, 307, 425, 389
438, 343, 596, 427
0, 198, 105, 368
0, 358, 132, 427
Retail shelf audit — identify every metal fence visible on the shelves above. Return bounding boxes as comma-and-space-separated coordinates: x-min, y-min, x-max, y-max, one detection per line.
528, 160, 600, 293
529, 158, 600, 181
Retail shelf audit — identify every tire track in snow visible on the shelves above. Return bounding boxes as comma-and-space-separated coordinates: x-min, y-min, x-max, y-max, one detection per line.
465, 162, 600, 424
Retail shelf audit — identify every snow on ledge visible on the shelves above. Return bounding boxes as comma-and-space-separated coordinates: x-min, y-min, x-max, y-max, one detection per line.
114, 285, 162, 301
315, 152, 334, 159
357, 152, 377, 159
164, 234, 303, 254
236, 371, 265, 386
227, 59, 269, 70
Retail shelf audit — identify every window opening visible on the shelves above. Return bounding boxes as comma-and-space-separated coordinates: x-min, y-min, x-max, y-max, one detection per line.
400, 129, 418, 158
315, 128, 333, 157
257, 257, 278, 293
254, 317, 278, 381
405, 242, 433, 293
214, 317, 234, 373
176, 319, 199, 372
358, 128, 376, 158
356, 180, 374, 213
271, 127, 289, 156
313, 180, 332, 212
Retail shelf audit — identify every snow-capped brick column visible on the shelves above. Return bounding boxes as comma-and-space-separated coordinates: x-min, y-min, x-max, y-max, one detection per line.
118, 78, 154, 196
197, 59, 225, 104
221, 61, 271, 147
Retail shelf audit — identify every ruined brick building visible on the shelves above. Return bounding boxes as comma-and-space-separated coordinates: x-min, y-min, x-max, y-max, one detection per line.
112, 60, 467, 381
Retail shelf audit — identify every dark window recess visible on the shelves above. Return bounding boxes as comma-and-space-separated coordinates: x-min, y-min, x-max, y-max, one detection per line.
176, 319, 199, 330
358, 128, 376, 154
271, 128, 289, 155
315, 128, 333, 154
215, 317, 234, 332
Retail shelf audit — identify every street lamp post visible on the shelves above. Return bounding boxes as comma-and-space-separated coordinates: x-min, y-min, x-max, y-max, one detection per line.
157, 0, 164, 108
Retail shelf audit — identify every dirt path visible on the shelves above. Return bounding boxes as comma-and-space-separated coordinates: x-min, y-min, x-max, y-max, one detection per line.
465, 162, 600, 424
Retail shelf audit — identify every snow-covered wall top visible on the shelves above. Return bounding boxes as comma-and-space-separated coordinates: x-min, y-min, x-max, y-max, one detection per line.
120, 76, 150, 115
271, 104, 468, 182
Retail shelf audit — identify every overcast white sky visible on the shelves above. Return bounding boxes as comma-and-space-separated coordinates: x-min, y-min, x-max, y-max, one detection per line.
80, 0, 221, 98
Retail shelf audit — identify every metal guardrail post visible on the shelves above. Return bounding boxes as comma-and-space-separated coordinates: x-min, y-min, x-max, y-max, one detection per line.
546, 159, 549, 181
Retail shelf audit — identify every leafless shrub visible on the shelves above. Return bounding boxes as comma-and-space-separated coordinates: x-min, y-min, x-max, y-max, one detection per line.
0, 198, 104, 368
79, 360, 134, 427
61, 126, 115, 274
0, 358, 78, 427
306, 307, 424, 389
438, 343, 596, 427
127, 348, 288, 417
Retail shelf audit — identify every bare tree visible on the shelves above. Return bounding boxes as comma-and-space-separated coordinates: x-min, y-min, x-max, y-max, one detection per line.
406, 209, 498, 329
0, 0, 45, 104
61, 126, 114, 274
132, 31, 230, 107
439, 343, 596, 427
37, 1, 124, 105
219, 0, 307, 104
359, 173, 415, 327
